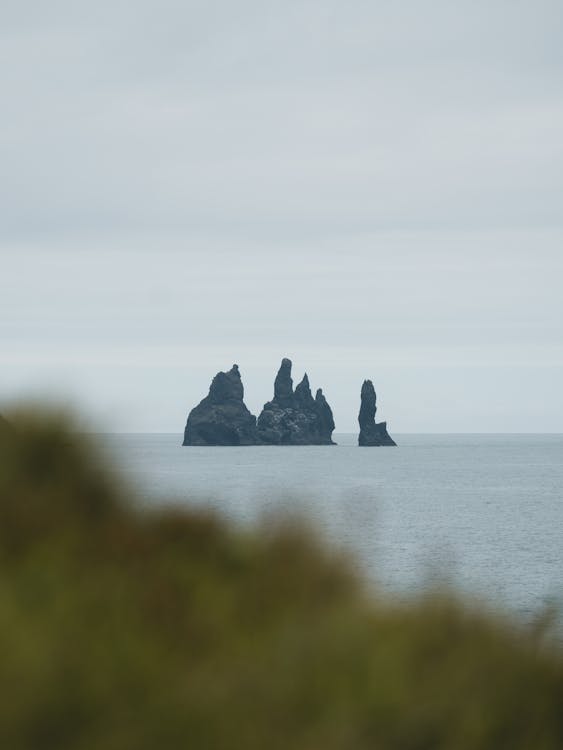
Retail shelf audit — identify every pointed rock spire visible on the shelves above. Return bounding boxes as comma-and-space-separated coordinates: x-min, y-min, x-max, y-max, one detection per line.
273, 357, 294, 407
294, 373, 315, 408
315, 388, 335, 439
358, 379, 396, 446
257, 358, 336, 445
183, 364, 258, 446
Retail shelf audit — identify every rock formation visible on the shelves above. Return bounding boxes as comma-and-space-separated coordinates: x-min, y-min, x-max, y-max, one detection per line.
183, 359, 338, 446
183, 365, 258, 446
358, 380, 396, 446
256, 358, 336, 445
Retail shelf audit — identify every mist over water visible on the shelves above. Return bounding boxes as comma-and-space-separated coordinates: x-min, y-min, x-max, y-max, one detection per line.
103, 432, 563, 625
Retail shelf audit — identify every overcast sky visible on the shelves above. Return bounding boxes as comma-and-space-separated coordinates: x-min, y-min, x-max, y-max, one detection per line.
2, 0, 562, 432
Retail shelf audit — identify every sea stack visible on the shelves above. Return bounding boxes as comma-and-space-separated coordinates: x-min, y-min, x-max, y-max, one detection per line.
256, 358, 336, 445
183, 365, 258, 446
358, 380, 396, 446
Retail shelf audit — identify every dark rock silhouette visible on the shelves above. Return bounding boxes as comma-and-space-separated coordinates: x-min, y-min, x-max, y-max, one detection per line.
274, 357, 294, 407
257, 359, 336, 445
315, 389, 336, 440
358, 380, 396, 446
183, 365, 258, 446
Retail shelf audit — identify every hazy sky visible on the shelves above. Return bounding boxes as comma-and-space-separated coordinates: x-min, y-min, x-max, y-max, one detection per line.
2, 0, 562, 432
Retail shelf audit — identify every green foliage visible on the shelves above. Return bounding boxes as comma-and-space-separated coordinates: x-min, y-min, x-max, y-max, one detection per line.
0, 409, 562, 749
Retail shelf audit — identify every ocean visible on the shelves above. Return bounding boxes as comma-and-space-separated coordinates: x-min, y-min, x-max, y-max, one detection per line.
102, 432, 563, 627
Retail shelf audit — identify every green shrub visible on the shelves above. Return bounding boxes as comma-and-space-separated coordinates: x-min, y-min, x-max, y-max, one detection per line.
0, 410, 561, 749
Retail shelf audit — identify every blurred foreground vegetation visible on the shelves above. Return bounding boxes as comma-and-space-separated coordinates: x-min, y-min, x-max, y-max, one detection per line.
0, 409, 562, 749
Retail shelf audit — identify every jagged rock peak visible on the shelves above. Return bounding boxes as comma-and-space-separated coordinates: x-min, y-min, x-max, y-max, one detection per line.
314, 388, 336, 440
359, 380, 377, 423
358, 379, 396, 447
273, 358, 294, 406
294, 373, 315, 408
183, 364, 258, 446
256, 358, 336, 445
208, 364, 243, 403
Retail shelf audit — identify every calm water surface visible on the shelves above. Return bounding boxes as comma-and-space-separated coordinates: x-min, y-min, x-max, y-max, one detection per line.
103, 433, 563, 626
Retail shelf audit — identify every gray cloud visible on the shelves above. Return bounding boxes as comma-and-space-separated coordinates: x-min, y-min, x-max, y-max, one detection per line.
1, 1, 562, 430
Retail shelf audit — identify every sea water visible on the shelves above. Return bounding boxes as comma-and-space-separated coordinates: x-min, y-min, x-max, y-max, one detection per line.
102, 433, 563, 626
